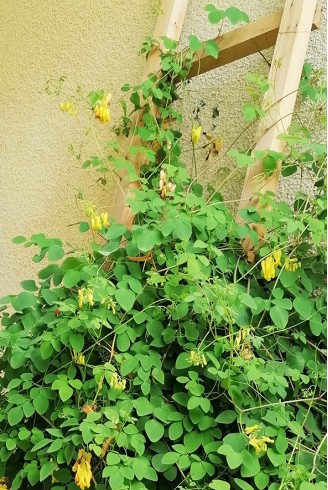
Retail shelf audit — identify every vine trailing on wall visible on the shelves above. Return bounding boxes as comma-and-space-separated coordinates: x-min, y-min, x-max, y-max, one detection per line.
0, 4, 327, 490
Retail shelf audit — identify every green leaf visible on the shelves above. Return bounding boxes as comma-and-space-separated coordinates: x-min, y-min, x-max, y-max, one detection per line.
169, 422, 183, 441
79, 221, 90, 233
227, 452, 243, 469
225, 6, 249, 25
174, 220, 192, 241
293, 296, 313, 319
136, 229, 159, 252
254, 472, 270, 490
145, 419, 164, 442
134, 397, 153, 416
69, 333, 84, 352
33, 394, 49, 415
162, 452, 180, 465
270, 306, 288, 329
216, 410, 237, 424
40, 461, 57, 482
190, 461, 206, 480
27, 468, 39, 486
188, 35, 203, 52
209, 481, 231, 490
205, 40, 219, 59
12, 292, 37, 311
105, 224, 127, 240
235, 478, 254, 490
267, 449, 286, 467
20, 280, 38, 292
63, 269, 81, 288
59, 385, 73, 402
48, 245, 65, 261
8, 406, 24, 426
204, 4, 225, 24
12, 235, 26, 244
115, 288, 135, 312
175, 352, 190, 370
243, 103, 257, 122
184, 432, 202, 453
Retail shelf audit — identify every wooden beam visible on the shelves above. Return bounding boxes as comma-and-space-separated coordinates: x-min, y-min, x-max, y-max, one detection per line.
184, 5, 321, 80
111, 0, 189, 227
237, 0, 318, 248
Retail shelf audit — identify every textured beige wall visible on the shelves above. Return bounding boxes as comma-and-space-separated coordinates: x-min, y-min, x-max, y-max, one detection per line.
0, 1, 326, 296
0, 0, 157, 296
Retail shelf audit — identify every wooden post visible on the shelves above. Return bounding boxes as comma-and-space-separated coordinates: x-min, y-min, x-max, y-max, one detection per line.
111, 0, 189, 227
183, 6, 321, 80
237, 0, 318, 239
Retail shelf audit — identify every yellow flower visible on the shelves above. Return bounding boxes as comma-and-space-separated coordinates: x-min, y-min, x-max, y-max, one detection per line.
261, 256, 276, 281
109, 372, 126, 391
249, 434, 274, 454
78, 289, 84, 309
100, 212, 109, 228
191, 125, 202, 145
60, 100, 78, 116
86, 289, 94, 307
72, 449, 92, 490
73, 351, 85, 365
91, 215, 102, 231
245, 424, 260, 435
273, 249, 282, 267
94, 93, 112, 123
188, 350, 207, 367
285, 257, 300, 272
0, 477, 9, 490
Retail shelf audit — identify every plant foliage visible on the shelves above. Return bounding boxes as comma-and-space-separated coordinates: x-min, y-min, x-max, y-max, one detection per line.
0, 5, 327, 490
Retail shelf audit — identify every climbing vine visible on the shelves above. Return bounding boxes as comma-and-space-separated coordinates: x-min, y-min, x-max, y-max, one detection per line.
0, 4, 326, 490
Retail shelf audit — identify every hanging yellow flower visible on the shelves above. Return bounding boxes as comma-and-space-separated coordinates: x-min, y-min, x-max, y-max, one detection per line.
285, 257, 301, 272
261, 256, 276, 281
248, 434, 274, 454
109, 372, 126, 391
72, 449, 92, 490
100, 212, 109, 228
191, 125, 202, 145
94, 92, 112, 123
77, 288, 94, 309
272, 249, 282, 267
73, 351, 85, 365
91, 215, 102, 232
245, 424, 260, 435
0, 477, 9, 490
188, 350, 207, 367
60, 99, 78, 116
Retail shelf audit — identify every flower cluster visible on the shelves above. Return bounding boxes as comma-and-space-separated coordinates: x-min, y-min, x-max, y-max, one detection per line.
78, 288, 94, 309
94, 92, 111, 123
72, 449, 92, 490
60, 99, 78, 116
84, 203, 109, 231
0, 477, 9, 490
261, 249, 282, 281
191, 125, 202, 145
109, 372, 126, 391
188, 350, 207, 367
91, 212, 109, 231
285, 257, 301, 272
159, 170, 176, 198
234, 326, 253, 349
100, 297, 116, 315
72, 351, 85, 365
245, 425, 274, 455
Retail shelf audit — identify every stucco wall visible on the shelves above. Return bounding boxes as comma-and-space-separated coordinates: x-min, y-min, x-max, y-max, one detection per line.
0, 1, 326, 297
